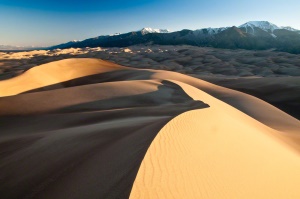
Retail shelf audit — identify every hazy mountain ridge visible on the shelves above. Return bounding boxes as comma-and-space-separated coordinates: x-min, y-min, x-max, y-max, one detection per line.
0, 45, 40, 51
45, 21, 300, 54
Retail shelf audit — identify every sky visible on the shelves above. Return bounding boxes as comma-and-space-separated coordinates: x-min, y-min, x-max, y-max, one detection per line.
0, 0, 299, 46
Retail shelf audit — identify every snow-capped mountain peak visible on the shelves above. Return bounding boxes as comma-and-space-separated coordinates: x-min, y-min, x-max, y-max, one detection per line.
109, 33, 121, 36
139, 27, 171, 35
194, 27, 229, 35
280, 26, 299, 32
239, 21, 279, 33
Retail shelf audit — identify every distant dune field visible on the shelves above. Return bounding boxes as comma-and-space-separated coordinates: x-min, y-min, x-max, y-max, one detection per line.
0, 58, 299, 198
1, 45, 299, 119
2, 46, 300, 79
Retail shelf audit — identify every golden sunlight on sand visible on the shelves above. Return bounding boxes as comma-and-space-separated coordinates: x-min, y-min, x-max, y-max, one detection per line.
130, 80, 300, 199
0, 58, 299, 198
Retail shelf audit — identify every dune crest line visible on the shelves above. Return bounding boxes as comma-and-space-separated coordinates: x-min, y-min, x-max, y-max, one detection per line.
0, 58, 299, 198
130, 80, 300, 199
0, 59, 208, 199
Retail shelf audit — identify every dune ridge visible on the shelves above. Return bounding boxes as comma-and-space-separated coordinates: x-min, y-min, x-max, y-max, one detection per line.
1, 58, 299, 133
0, 59, 208, 199
0, 58, 299, 199
130, 80, 300, 199
0, 58, 124, 97
2, 45, 300, 120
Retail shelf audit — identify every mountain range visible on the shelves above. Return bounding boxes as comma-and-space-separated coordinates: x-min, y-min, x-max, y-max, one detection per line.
48, 21, 300, 54
0, 45, 45, 51
2, 21, 300, 53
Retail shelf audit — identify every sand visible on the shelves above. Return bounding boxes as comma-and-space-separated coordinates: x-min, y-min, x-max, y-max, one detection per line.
199, 76, 300, 119
1, 45, 300, 121
0, 58, 299, 199
0, 58, 208, 199
130, 80, 300, 199
0, 58, 124, 97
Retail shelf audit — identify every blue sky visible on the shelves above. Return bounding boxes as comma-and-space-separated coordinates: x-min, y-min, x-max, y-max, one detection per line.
0, 0, 299, 46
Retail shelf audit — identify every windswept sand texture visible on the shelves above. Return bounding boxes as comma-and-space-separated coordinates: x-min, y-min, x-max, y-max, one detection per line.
0, 58, 299, 198
130, 80, 300, 199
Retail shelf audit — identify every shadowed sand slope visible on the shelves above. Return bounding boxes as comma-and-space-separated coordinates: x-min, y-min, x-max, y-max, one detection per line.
199, 76, 300, 120
2, 58, 298, 133
1, 46, 300, 120
0, 59, 208, 199
151, 71, 300, 134
0, 58, 299, 199
130, 80, 300, 199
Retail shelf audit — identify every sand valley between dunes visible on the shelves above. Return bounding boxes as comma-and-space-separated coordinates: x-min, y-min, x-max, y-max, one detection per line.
0, 58, 299, 199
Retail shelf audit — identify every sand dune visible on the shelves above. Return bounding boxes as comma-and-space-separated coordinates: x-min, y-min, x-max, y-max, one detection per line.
130, 80, 300, 199
0, 58, 299, 198
1, 58, 299, 134
1, 45, 300, 120
0, 58, 124, 97
150, 70, 300, 135
0, 59, 208, 199
199, 76, 300, 119
2, 46, 300, 79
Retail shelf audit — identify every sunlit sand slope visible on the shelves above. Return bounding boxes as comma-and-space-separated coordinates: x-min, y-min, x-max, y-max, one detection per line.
0, 58, 124, 97
0, 58, 299, 199
130, 80, 300, 199
0, 59, 208, 199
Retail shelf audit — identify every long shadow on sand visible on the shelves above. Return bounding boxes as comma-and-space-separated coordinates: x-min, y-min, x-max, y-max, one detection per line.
0, 80, 209, 199
22, 69, 155, 94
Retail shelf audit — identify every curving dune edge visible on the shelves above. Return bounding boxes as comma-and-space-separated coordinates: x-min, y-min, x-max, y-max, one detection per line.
130, 80, 300, 199
0, 58, 299, 199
